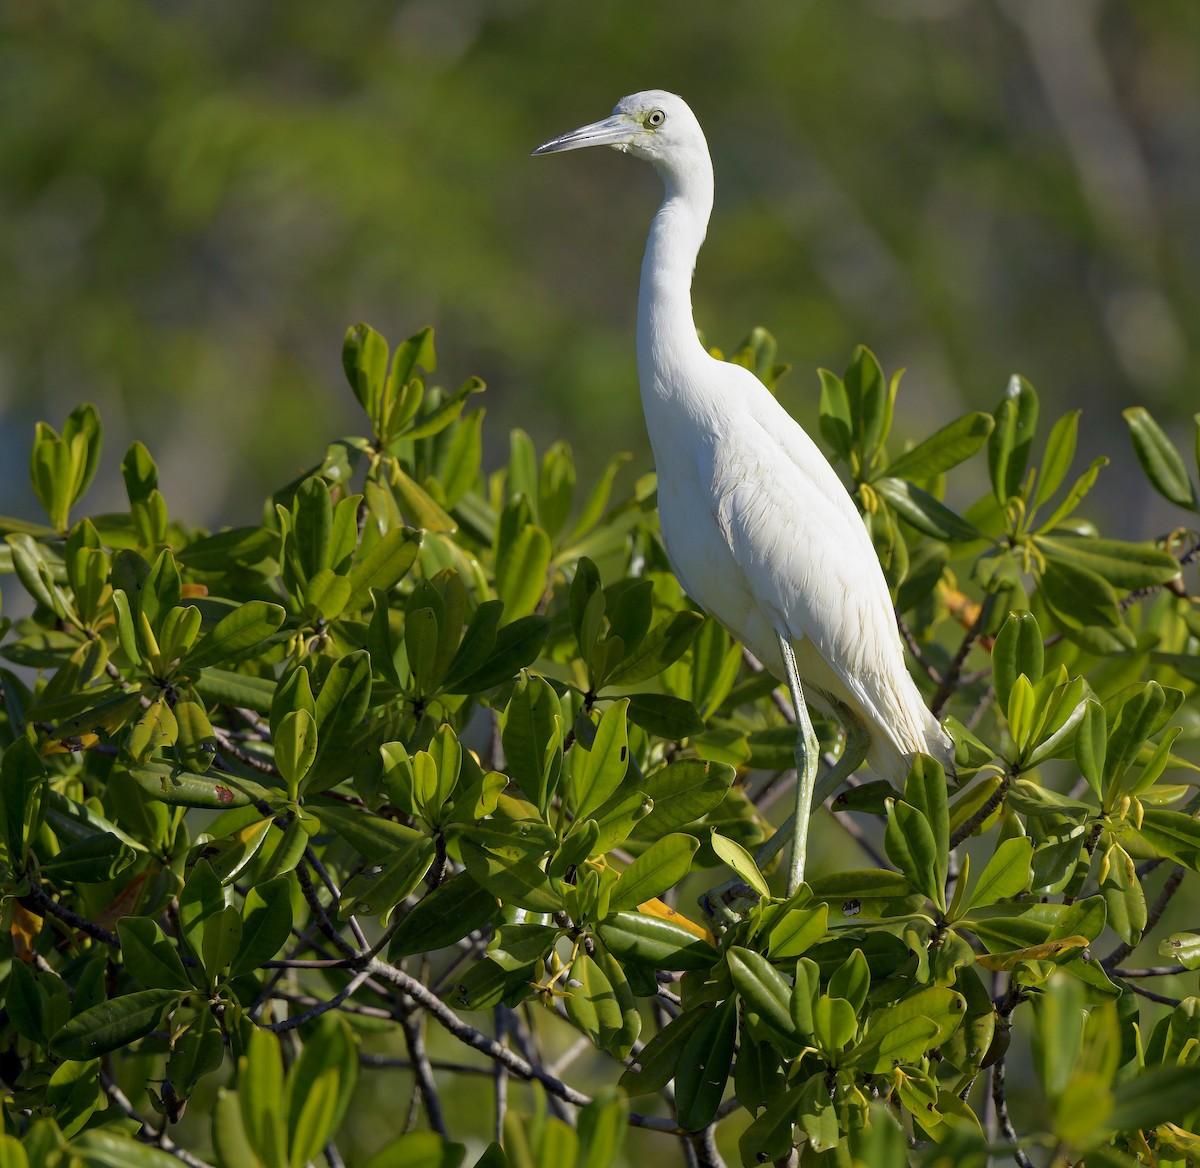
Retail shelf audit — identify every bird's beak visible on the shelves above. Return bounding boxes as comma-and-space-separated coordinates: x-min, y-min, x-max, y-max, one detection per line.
532, 113, 638, 156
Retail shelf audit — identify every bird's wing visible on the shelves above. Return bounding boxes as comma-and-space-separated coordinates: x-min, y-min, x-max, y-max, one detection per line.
700, 391, 931, 757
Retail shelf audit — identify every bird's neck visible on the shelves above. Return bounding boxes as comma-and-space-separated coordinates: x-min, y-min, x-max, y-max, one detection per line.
636, 168, 714, 406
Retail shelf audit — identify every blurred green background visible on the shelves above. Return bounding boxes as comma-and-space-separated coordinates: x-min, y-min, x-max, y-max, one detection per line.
4, 4, 1200, 1161
2, 0, 1198, 533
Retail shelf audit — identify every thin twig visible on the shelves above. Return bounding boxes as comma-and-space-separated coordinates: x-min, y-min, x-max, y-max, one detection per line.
1109, 965, 1191, 979
23, 882, 120, 946
949, 773, 1011, 849
304, 847, 370, 951
896, 611, 943, 684
100, 1071, 218, 1168
401, 1005, 447, 1135
495, 1007, 510, 1144
363, 958, 590, 1106
990, 1058, 1035, 1168
295, 860, 357, 958
263, 968, 373, 1033
1124, 983, 1182, 1007
931, 595, 993, 718
686, 1126, 728, 1168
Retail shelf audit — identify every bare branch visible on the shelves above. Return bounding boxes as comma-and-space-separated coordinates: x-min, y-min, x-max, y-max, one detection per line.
990, 1057, 1035, 1168
100, 1071, 218, 1168
401, 1004, 448, 1136
263, 968, 373, 1033
23, 882, 120, 947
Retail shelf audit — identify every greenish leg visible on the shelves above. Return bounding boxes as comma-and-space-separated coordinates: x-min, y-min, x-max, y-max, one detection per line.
698, 643, 871, 920
751, 695, 870, 877
776, 634, 819, 895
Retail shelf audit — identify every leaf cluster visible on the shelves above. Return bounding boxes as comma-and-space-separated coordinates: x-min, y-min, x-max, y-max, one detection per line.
0, 329, 1197, 1167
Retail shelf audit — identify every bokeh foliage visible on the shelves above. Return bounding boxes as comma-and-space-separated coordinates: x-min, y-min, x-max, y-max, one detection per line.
0, 323, 1197, 1166
3, 1, 1199, 524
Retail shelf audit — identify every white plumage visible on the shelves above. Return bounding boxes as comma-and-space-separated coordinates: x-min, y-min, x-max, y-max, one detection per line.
535, 91, 951, 893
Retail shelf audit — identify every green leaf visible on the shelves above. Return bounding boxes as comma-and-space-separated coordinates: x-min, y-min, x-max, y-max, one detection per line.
1124, 406, 1199, 511
360, 1132, 467, 1168
624, 692, 705, 740
305, 650, 372, 793
812, 994, 858, 1056
129, 763, 256, 809
316, 802, 424, 863
459, 839, 559, 913
565, 453, 631, 545
709, 830, 771, 900
343, 323, 390, 421
576, 1089, 628, 1168
596, 911, 716, 971
1105, 682, 1181, 793
286, 1016, 358, 1168
1033, 409, 1081, 511
603, 611, 703, 687
339, 836, 436, 923
991, 610, 1043, 712
1037, 534, 1181, 591
1135, 809, 1200, 871
501, 673, 563, 814
962, 836, 1033, 914
117, 918, 192, 991
1037, 456, 1108, 531
50, 989, 178, 1060
495, 523, 551, 621
274, 708, 317, 797
573, 699, 629, 821
1159, 932, 1200, 970
872, 477, 982, 542
565, 951, 622, 1050
988, 375, 1038, 505
849, 987, 965, 1072
1109, 1063, 1200, 1132
1041, 558, 1120, 630
449, 614, 549, 692
232, 875, 296, 976
727, 946, 799, 1051
844, 345, 890, 461
885, 412, 994, 480
674, 997, 737, 1131
818, 368, 852, 461
389, 872, 499, 959
345, 527, 421, 612
619, 1006, 710, 1097
240, 1028, 287, 1168
201, 904, 243, 977
182, 601, 286, 671
630, 758, 735, 841
609, 834, 698, 911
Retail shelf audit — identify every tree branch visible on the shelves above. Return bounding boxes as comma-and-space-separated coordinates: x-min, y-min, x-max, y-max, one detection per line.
100, 1071, 218, 1168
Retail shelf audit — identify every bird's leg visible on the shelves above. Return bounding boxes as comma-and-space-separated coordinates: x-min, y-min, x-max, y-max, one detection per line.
698, 659, 871, 922
775, 634, 819, 896
750, 698, 870, 873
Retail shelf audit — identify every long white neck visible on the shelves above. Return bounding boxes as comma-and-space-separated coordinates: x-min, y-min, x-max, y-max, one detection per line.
636, 154, 715, 408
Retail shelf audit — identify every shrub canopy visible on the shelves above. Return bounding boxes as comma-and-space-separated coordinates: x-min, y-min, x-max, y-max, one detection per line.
0, 325, 1198, 1168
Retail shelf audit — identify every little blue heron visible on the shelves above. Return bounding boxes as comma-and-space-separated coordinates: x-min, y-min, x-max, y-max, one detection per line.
534, 91, 952, 899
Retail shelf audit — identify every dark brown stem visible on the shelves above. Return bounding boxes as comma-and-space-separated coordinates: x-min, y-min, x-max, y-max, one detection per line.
23, 882, 120, 946
896, 611, 942, 684
931, 594, 993, 718
949, 773, 1011, 849
401, 1005, 447, 1135
991, 1057, 1035, 1168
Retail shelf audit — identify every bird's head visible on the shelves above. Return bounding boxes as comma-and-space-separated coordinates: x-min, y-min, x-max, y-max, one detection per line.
532, 90, 707, 170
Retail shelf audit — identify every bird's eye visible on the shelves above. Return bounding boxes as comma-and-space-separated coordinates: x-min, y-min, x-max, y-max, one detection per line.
646, 109, 666, 128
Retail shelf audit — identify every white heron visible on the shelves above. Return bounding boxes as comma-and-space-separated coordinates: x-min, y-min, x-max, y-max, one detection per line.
533, 91, 953, 901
